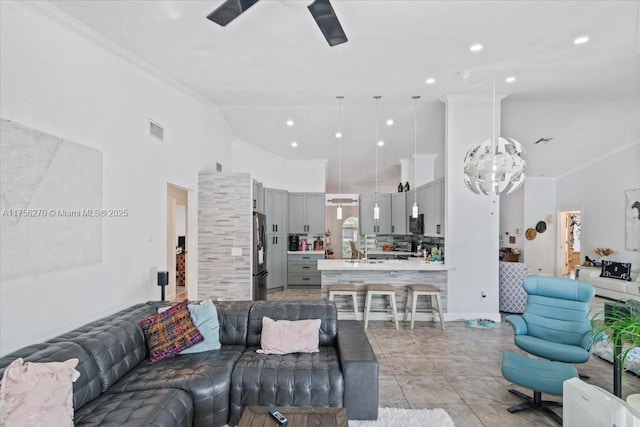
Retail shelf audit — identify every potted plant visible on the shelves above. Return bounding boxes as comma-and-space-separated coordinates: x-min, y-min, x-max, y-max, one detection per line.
591, 299, 640, 395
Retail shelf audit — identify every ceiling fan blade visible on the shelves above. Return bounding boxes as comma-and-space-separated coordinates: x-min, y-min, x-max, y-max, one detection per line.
307, 0, 348, 46
207, 0, 261, 26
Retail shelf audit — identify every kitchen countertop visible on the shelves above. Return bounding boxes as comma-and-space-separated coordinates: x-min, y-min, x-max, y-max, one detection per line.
287, 251, 325, 255
317, 259, 453, 271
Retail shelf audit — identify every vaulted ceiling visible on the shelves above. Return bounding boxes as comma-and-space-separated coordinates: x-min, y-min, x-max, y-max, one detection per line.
50, 0, 640, 192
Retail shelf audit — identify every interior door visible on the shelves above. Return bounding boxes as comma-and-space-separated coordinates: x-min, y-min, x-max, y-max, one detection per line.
167, 185, 188, 301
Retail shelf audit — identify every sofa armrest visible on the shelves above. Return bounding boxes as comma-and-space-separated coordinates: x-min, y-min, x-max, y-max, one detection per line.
336, 320, 378, 421
505, 315, 528, 335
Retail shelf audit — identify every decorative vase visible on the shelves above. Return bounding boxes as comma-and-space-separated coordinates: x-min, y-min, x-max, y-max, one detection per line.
404, 182, 410, 192
397, 183, 404, 192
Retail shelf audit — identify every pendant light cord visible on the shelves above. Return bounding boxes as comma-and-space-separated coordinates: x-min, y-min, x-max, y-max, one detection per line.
337, 96, 342, 196
491, 74, 497, 203
413, 95, 420, 205
374, 96, 381, 200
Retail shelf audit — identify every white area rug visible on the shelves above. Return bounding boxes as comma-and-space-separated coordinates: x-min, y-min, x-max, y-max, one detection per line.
350, 407, 455, 427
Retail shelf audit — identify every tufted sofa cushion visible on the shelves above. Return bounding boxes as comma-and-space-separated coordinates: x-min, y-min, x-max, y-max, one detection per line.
246, 301, 338, 347
74, 388, 193, 427
216, 301, 253, 346
228, 346, 344, 426
107, 346, 245, 427
67, 305, 157, 391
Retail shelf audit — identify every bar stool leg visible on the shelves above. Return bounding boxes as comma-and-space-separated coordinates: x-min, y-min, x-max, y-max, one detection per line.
404, 289, 411, 323
410, 291, 419, 329
364, 292, 372, 329
351, 293, 358, 320
434, 294, 445, 330
389, 293, 399, 330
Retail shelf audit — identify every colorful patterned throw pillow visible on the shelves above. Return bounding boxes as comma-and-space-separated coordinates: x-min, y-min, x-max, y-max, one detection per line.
138, 301, 204, 362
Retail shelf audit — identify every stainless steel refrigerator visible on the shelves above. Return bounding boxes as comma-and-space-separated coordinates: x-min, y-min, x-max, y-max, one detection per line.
253, 212, 268, 300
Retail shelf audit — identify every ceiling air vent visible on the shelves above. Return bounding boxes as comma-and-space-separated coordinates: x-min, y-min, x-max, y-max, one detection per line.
149, 120, 164, 142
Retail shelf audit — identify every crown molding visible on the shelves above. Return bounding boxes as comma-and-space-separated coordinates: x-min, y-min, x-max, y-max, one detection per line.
18, 0, 215, 108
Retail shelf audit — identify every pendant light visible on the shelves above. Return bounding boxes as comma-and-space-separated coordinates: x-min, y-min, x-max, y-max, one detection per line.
463, 76, 526, 201
373, 96, 381, 220
336, 96, 344, 220
411, 95, 420, 218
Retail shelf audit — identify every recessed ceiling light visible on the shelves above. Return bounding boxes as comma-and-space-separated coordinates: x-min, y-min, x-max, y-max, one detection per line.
469, 44, 483, 52
335, 132, 342, 138
505, 76, 516, 83
425, 77, 436, 85
574, 35, 589, 45
386, 119, 394, 126
291, 142, 298, 147
286, 119, 294, 126
377, 141, 384, 147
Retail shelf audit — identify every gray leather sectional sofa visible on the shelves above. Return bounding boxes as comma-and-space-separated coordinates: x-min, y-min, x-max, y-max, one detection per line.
0, 300, 378, 426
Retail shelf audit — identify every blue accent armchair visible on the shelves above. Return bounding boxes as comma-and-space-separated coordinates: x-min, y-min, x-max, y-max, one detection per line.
506, 275, 596, 364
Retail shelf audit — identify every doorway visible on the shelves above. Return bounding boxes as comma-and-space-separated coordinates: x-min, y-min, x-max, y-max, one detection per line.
559, 209, 582, 278
167, 185, 188, 301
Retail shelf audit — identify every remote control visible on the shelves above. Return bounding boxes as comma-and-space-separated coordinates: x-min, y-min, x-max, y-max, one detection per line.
268, 407, 288, 426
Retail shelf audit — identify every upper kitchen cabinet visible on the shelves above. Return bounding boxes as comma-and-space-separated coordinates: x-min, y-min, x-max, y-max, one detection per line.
434, 178, 445, 236
264, 188, 288, 234
421, 178, 446, 237
289, 193, 325, 234
360, 193, 392, 234
252, 179, 263, 213
391, 192, 407, 235
423, 183, 436, 236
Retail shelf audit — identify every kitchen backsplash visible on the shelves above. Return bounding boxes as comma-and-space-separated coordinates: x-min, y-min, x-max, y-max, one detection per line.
363, 234, 445, 254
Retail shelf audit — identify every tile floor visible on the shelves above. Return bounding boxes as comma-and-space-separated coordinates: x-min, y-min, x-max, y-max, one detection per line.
268, 288, 640, 426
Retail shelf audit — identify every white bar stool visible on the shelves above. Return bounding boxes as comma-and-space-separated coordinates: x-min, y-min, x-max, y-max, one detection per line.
363, 284, 399, 329
327, 284, 358, 319
404, 284, 445, 330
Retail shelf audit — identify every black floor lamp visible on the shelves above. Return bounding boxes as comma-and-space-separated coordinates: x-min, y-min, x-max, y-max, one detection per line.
157, 271, 169, 301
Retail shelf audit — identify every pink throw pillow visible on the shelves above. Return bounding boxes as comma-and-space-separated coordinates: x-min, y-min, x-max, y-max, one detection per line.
0, 357, 80, 427
257, 317, 321, 355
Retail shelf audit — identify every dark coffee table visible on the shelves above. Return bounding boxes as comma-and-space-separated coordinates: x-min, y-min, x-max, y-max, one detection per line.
238, 406, 348, 427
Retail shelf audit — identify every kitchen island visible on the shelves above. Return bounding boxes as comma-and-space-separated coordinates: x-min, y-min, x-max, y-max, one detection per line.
318, 259, 453, 322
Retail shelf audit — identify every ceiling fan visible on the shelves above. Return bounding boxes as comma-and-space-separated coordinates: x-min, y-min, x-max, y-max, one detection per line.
206, 0, 348, 47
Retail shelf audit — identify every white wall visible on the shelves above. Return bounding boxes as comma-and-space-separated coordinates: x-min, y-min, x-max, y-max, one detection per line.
231, 139, 326, 192
522, 178, 557, 274
443, 95, 502, 321
557, 143, 640, 266
0, 2, 233, 355
499, 187, 525, 253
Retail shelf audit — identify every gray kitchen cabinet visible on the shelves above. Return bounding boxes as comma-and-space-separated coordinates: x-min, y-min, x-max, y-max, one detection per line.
423, 183, 436, 236
391, 192, 407, 235
264, 188, 288, 234
287, 252, 323, 286
267, 234, 287, 290
288, 193, 325, 234
434, 178, 445, 236
418, 178, 446, 237
265, 188, 289, 290
360, 193, 392, 234
252, 179, 263, 213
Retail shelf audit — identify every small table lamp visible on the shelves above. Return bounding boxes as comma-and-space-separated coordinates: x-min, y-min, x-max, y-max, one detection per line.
157, 271, 169, 301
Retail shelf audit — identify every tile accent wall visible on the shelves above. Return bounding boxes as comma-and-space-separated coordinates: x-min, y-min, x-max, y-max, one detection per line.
198, 172, 252, 301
